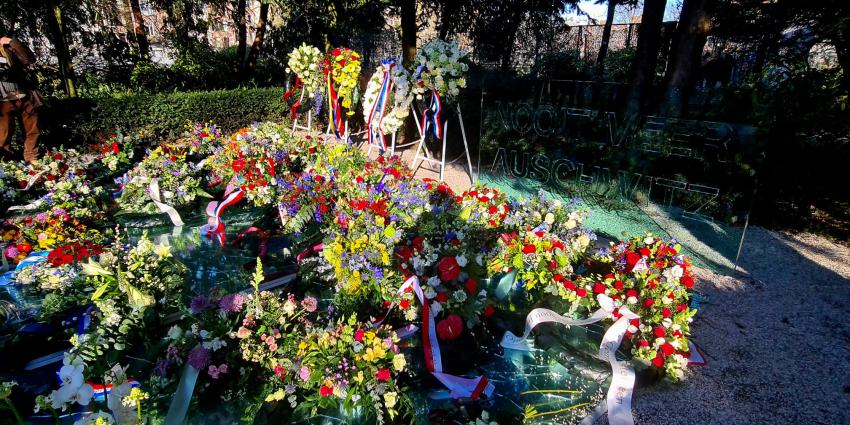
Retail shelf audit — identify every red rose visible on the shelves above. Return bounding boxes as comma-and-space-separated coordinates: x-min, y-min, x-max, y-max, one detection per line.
681, 275, 695, 289
653, 326, 666, 338
661, 343, 675, 356
625, 251, 640, 266
320, 385, 333, 397
435, 292, 448, 303
464, 278, 477, 294
593, 282, 606, 294
16, 243, 32, 253
614, 280, 624, 290
436, 314, 463, 341
662, 307, 671, 318
630, 318, 640, 327
54, 153, 64, 160
231, 159, 246, 172
643, 298, 654, 308
488, 205, 498, 214
638, 339, 650, 348
575, 288, 587, 297
522, 244, 536, 254
676, 304, 688, 313
400, 299, 411, 310
397, 246, 412, 262
553, 274, 564, 282
354, 329, 365, 342
17, 180, 27, 188
111, 142, 119, 154
639, 247, 652, 257
563, 280, 576, 291
200, 131, 208, 138
483, 305, 495, 319
652, 354, 665, 368
437, 256, 461, 282
412, 236, 425, 251
332, 48, 341, 57
376, 368, 391, 381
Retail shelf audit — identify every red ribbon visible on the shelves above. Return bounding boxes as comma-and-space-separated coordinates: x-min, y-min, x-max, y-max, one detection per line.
232, 226, 269, 258
283, 76, 304, 119
296, 243, 324, 263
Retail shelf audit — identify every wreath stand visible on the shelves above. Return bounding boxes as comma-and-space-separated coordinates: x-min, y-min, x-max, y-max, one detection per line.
325, 119, 349, 142
290, 88, 313, 135
366, 104, 429, 157
410, 104, 474, 184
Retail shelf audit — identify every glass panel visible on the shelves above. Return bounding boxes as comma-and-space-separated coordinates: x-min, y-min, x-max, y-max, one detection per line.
475, 78, 758, 273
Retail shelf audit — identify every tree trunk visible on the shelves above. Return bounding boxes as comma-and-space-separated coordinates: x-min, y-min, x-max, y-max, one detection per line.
44, 2, 76, 97
400, 0, 417, 67
438, 1, 457, 40
596, 0, 619, 77
752, 40, 769, 77
234, 0, 247, 63
242, 1, 269, 77
835, 24, 850, 94
128, 0, 150, 59
400, 0, 417, 146
625, 0, 667, 119
661, 0, 713, 117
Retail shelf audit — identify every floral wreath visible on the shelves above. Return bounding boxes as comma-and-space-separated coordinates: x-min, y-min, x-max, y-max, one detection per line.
324, 47, 361, 115
285, 43, 324, 98
361, 62, 414, 135
413, 39, 469, 103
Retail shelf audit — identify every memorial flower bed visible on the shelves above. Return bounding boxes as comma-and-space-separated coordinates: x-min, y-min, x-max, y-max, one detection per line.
1, 113, 700, 423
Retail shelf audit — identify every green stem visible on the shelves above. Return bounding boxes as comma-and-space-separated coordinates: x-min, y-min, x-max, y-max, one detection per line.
4, 399, 24, 425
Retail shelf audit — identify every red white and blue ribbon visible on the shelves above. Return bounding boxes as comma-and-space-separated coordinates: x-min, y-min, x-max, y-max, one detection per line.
386, 276, 495, 400
200, 188, 244, 243
367, 59, 396, 151
89, 380, 141, 402
112, 173, 129, 198
421, 91, 443, 141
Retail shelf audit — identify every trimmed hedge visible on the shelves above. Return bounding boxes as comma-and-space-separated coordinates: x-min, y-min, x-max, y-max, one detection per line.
40, 87, 290, 145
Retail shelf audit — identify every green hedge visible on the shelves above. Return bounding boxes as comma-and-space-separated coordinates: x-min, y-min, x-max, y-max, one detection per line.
40, 87, 290, 145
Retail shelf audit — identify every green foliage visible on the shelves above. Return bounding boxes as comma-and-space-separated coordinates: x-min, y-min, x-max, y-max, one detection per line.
530, 50, 593, 80
40, 87, 289, 144
604, 48, 636, 83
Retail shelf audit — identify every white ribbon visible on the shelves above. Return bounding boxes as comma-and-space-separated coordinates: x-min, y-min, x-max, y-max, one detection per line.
16, 167, 50, 191
501, 294, 638, 425
148, 178, 184, 226
7, 197, 45, 212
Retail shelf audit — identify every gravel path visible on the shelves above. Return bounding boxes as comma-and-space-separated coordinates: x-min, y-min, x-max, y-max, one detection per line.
361, 140, 850, 424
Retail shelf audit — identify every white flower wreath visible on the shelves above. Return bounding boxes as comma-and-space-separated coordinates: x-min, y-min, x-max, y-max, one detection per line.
413, 39, 469, 103
362, 62, 415, 135
285, 43, 323, 98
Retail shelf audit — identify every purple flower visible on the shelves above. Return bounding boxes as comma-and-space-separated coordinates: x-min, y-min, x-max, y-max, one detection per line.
188, 346, 211, 370
154, 360, 169, 377
190, 295, 214, 314
219, 293, 245, 313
